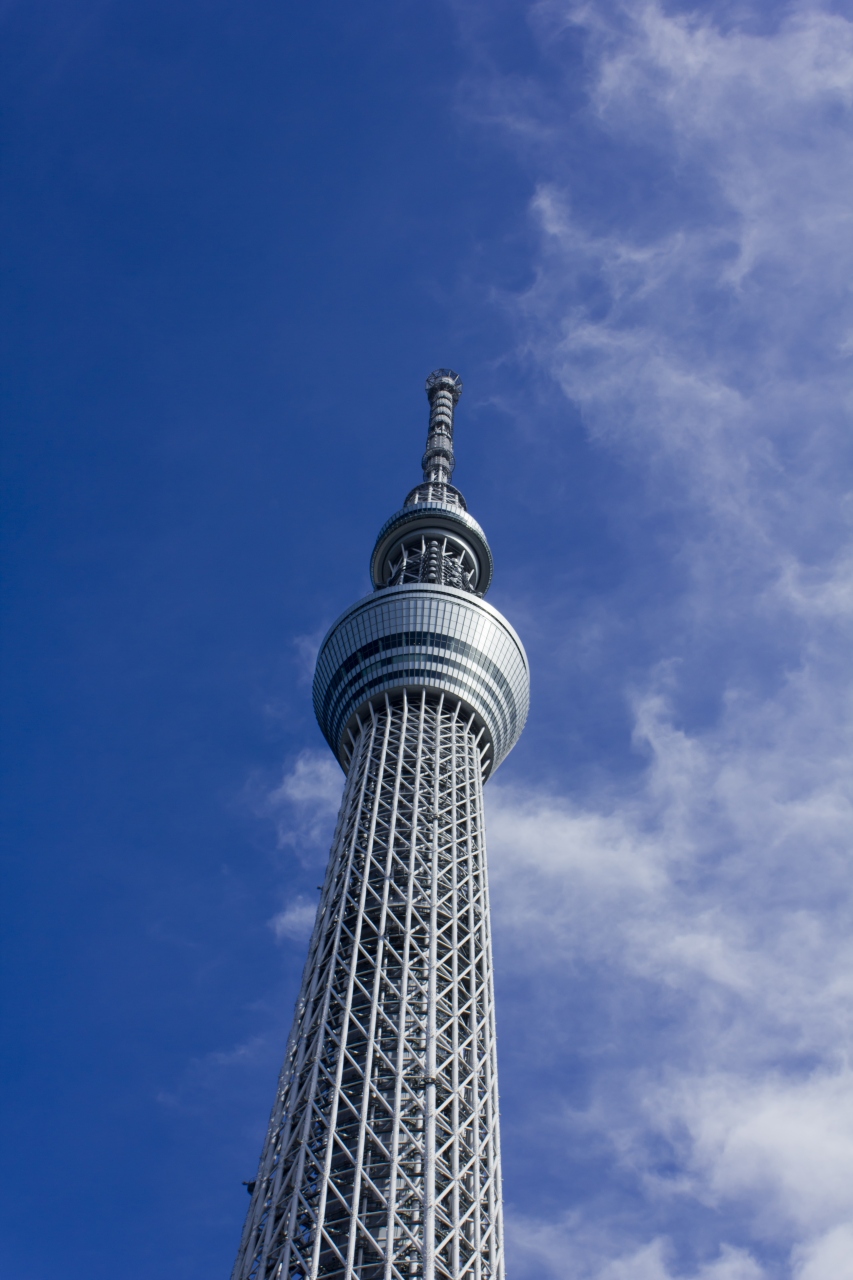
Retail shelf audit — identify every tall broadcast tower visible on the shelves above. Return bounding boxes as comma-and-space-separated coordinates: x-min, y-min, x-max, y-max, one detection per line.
233, 371, 530, 1280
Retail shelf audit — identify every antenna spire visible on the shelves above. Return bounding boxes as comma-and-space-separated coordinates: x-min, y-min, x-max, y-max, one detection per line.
422, 369, 463, 484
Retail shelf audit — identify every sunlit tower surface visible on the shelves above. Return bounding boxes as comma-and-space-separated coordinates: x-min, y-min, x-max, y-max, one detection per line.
232, 372, 530, 1280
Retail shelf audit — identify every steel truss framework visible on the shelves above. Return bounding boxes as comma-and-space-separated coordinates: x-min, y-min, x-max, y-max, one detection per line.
385, 534, 476, 593
232, 690, 505, 1280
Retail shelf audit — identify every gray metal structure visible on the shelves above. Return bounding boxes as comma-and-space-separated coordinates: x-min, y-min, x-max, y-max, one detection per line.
232, 371, 529, 1280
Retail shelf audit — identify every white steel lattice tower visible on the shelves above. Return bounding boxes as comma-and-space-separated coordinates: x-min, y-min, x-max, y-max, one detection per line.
232, 371, 530, 1280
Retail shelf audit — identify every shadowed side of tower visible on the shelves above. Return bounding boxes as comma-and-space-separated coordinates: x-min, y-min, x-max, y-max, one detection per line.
232, 372, 529, 1280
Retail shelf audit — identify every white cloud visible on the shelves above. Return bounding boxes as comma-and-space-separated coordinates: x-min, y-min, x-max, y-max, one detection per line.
505, 1216, 766, 1280
463, 3, 853, 1273
486, 656, 853, 1267
793, 1225, 853, 1280
265, 749, 344, 862
292, 628, 326, 686
651, 1070, 853, 1235
270, 749, 342, 809
509, 5, 853, 613
269, 895, 317, 943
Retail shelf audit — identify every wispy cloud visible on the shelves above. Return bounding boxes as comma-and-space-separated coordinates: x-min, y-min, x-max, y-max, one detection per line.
265, 750, 344, 863
505, 1220, 765, 1280
269, 895, 317, 943
292, 628, 327, 687
155, 1034, 274, 1113
461, 1, 853, 1275
489, 667, 853, 1273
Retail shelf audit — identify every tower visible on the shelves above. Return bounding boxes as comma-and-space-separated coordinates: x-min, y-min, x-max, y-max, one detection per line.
232, 371, 530, 1280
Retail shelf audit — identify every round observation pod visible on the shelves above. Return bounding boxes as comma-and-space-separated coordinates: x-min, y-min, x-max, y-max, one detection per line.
313, 584, 529, 779
370, 502, 494, 595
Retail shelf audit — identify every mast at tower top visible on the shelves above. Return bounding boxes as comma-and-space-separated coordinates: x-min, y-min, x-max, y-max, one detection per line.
422, 368, 463, 485
369, 368, 495, 597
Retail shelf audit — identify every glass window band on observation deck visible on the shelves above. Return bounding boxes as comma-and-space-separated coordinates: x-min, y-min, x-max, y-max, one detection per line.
313, 584, 530, 778
320, 630, 521, 750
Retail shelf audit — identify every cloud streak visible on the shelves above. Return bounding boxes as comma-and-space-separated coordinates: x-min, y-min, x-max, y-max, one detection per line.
265, 750, 344, 863
461, 1, 853, 1275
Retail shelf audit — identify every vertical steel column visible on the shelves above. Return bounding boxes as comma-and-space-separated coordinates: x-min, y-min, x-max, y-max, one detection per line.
232, 693, 505, 1280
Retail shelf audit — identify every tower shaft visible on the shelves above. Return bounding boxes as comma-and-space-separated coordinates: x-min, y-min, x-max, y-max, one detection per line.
232, 371, 529, 1280
232, 692, 504, 1280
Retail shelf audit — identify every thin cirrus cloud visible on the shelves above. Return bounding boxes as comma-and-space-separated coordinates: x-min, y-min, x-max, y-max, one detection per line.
455, 2, 853, 1277
269, 896, 318, 944
265, 749, 344, 863
262, 6, 852, 1273
265, 751, 343, 941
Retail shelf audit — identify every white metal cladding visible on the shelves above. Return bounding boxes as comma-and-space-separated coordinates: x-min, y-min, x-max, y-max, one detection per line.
231, 692, 506, 1280
313, 586, 529, 779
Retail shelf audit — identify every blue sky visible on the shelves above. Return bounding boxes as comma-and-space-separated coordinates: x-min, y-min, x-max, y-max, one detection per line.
2, 2, 852, 1278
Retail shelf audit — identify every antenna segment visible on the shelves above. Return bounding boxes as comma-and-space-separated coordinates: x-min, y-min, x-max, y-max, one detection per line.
422, 369, 462, 485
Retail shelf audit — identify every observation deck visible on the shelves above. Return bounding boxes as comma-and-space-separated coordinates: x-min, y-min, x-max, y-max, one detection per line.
312, 368, 529, 779
313, 583, 529, 779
